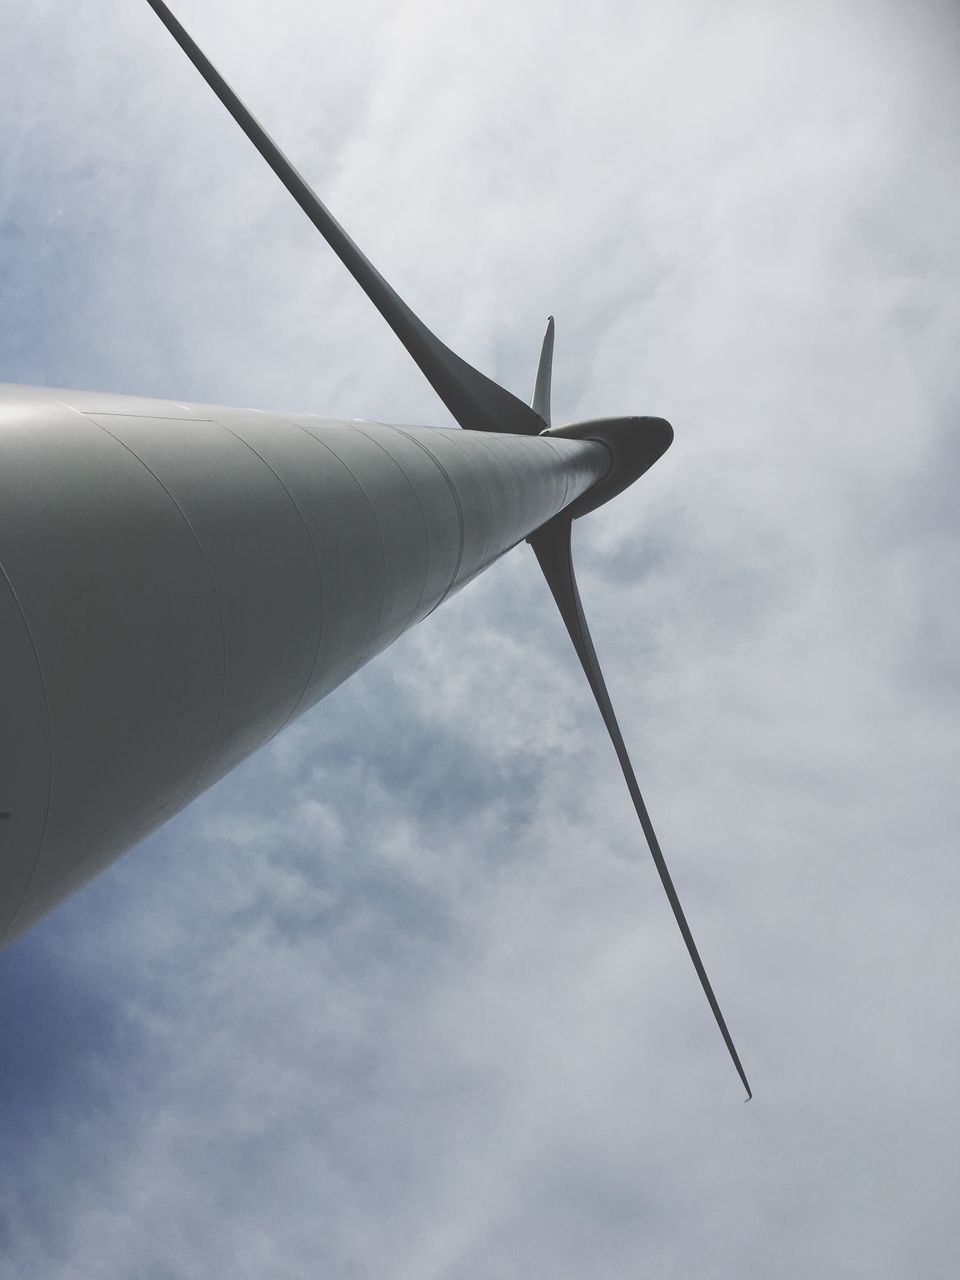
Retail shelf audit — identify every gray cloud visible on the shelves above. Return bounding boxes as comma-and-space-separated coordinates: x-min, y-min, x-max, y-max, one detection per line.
1, 0, 959, 1277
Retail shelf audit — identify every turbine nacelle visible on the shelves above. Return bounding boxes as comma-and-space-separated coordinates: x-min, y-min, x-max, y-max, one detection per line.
542, 415, 674, 519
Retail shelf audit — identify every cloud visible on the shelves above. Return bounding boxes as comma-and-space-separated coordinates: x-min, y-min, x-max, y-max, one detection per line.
1, 0, 959, 1277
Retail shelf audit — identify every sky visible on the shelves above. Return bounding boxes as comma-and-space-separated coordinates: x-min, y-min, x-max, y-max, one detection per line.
1, 0, 959, 1275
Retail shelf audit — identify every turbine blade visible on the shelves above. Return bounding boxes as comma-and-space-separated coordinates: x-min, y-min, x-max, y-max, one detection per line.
144, 0, 545, 436
529, 515, 752, 1100
530, 315, 555, 426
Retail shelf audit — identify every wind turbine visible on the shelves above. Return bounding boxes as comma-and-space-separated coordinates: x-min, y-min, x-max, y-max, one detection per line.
0, 0, 750, 1098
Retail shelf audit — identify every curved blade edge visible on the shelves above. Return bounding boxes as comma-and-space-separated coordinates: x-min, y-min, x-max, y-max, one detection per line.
530, 316, 555, 426
144, 0, 545, 436
528, 515, 752, 1100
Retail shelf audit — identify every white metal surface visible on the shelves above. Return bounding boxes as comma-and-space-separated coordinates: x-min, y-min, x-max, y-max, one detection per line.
0, 383, 609, 946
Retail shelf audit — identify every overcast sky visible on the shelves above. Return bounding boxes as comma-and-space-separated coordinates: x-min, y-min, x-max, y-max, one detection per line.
1, 0, 959, 1276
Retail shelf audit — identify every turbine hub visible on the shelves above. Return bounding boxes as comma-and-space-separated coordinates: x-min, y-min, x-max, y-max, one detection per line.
541, 415, 673, 518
